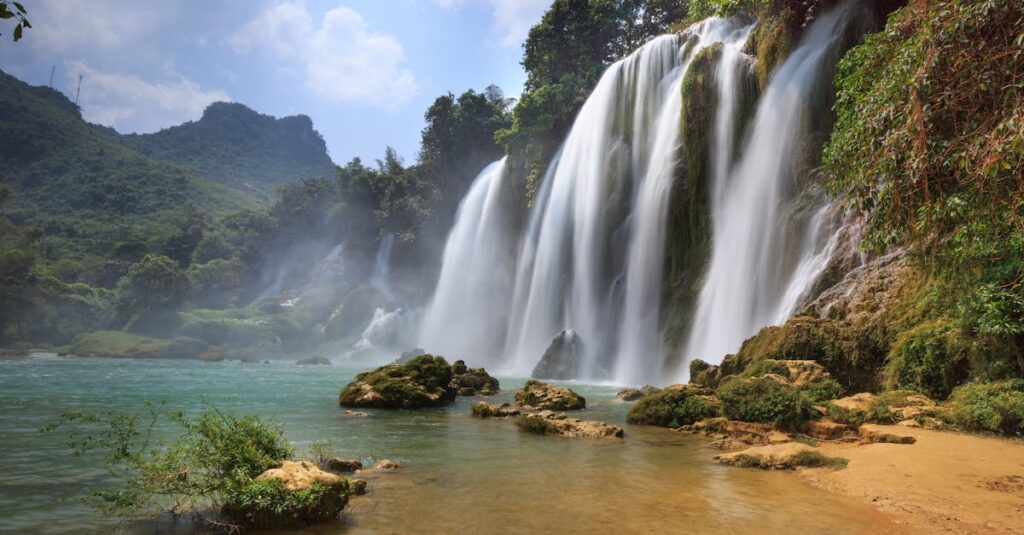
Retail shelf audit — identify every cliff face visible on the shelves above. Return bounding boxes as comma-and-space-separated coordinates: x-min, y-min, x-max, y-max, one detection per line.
119, 102, 336, 198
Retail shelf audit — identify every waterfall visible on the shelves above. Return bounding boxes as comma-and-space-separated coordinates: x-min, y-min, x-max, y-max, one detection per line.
371, 233, 394, 298
417, 159, 515, 364
353, 307, 421, 353
501, 19, 752, 382
682, 3, 859, 371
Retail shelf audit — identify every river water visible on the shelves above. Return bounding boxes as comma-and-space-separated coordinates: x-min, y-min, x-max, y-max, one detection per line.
0, 354, 892, 534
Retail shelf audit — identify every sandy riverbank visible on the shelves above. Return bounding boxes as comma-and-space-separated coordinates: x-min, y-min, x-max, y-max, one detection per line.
799, 425, 1024, 533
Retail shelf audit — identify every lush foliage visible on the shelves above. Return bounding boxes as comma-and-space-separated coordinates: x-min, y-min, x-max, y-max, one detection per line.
626, 386, 721, 427
498, 0, 689, 199
42, 404, 331, 528
825, 1, 1024, 377
120, 102, 336, 199
716, 376, 812, 428
946, 380, 1024, 436
0, 1, 30, 41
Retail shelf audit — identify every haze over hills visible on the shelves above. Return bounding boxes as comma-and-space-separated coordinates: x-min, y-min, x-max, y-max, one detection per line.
118, 102, 336, 199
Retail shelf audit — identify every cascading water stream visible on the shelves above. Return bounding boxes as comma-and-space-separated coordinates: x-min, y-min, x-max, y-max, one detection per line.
417, 159, 515, 365
682, 3, 860, 371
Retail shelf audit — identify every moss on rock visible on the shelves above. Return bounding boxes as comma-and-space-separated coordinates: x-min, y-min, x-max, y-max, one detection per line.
884, 319, 970, 400
717, 375, 812, 429
339, 354, 455, 409
945, 380, 1024, 436
514, 380, 585, 410
626, 384, 721, 427
70, 331, 208, 359
449, 360, 499, 395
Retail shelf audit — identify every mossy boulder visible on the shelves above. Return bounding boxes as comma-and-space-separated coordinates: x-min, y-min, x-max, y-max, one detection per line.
471, 401, 521, 418
688, 359, 722, 388
449, 360, 499, 396
339, 354, 455, 409
742, 359, 843, 402
716, 443, 848, 471
826, 391, 939, 426
716, 375, 812, 429
515, 380, 585, 411
884, 319, 969, 400
225, 460, 351, 528
945, 380, 1024, 436
615, 385, 661, 402
626, 384, 721, 427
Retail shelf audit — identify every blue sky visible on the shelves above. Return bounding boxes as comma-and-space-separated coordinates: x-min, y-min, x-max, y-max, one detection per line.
0, 0, 551, 164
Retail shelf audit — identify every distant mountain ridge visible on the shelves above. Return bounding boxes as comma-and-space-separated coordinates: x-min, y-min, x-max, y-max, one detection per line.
118, 102, 336, 198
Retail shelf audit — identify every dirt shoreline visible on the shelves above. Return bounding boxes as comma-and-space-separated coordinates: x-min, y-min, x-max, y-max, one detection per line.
791, 425, 1024, 534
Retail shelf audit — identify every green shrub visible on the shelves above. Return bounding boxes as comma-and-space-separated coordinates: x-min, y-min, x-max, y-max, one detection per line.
626, 386, 721, 427
885, 319, 969, 399
716, 376, 812, 429
946, 380, 1024, 436
42, 405, 342, 530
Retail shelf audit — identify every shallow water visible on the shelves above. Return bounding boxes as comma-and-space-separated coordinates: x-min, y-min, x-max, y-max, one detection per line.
0, 355, 892, 534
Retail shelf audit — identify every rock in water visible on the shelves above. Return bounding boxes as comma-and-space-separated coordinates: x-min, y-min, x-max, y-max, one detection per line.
531, 330, 583, 380
515, 411, 623, 438
373, 459, 402, 470
326, 458, 362, 473
515, 380, 585, 410
339, 354, 455, 409
471, 401, 521, 418
231, 460, 351, 526
449, 360, 500, 395
615, 385, 661, 401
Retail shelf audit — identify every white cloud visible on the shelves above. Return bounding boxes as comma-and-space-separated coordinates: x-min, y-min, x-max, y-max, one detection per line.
26, 1, 169, 54
230, 2, 416, 107
68, 61, 230, 134
489, 0, 549, 48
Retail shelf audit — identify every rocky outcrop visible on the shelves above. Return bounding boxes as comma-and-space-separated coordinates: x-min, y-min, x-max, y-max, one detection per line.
339, 354, 455, 409
471, 401, 521, 418
231, 460, 351, 526
449, 360, 499, 396
531, 330, 583, 380
679, 417, 792, 450
826, 391, 941, 426
515, 411, 624, 439
515, 380, 586, 410
715, 443, 848, 470
326, 458, 362, 473
688, 359, 722, 388
615, 385, 661, 401
256, 460, 346, 492
626, 384, 720, 427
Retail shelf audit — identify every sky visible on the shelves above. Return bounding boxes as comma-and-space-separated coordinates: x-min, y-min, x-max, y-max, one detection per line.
0, 0, 551, 164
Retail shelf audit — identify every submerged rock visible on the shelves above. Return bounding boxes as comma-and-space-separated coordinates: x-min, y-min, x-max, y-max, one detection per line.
449, 360, 500, 396
531, 330, 583, 380
339, 354, 455, 409
373, 459, 402, 470
515, 380, 585, 410
615, 385, 661, 401
296, 355, 332, 365
515, 411, 623, 439
256, 460, 346, 492
471, 401, 521, 418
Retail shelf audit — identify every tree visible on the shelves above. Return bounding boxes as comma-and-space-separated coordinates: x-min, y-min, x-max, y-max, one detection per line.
114, 254, 191, 322
0, 1, 30, 42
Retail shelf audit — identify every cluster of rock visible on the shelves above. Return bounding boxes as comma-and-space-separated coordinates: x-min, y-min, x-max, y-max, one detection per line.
338, 354, 498, 409
472, 381, 622, 439
296, 355, 332, 365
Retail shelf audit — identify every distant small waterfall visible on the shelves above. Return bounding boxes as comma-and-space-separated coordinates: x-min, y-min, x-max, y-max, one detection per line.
417, 159, 515, 364
682, 3, 860, 371
371, 233, 394, 298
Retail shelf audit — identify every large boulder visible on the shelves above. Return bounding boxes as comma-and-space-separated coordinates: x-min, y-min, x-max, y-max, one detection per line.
515, 380, 585, 410
339, 354, 455, 409
516, 411, 623, 439
531, 330, 583, 380
626, 384, 720, 427
449, 360, 499, 396
226, 460, 351, 527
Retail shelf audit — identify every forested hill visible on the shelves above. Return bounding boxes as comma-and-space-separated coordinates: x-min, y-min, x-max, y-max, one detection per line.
118, 102, 335, 198
0, 70, 260, 257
